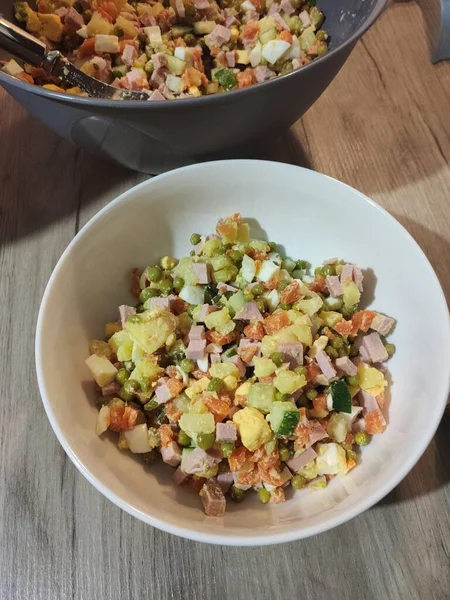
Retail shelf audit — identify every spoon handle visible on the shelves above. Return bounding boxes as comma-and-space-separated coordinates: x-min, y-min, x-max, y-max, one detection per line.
0, 15, 48, 66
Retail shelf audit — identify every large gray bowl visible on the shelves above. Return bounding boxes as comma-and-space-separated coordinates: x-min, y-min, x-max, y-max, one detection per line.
0, 0, 387, 172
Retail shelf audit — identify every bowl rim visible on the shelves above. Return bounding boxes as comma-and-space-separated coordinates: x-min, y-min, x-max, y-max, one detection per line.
1, 0, 388, 109
35, 159, 450, 546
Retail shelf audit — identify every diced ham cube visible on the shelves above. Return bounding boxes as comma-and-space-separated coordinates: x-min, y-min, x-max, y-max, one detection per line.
200, 481, 226, 516
306, 420, 328, 447
216, 422, 237, 443
326, 275, 342, 298
119, 304, 136, 328
189, 324, 205, 341
278, 341, 303, 368
234, 301, 263, 321
64, 7, 84, 33
217, 282, 238, 293
299, 9, 311, 26
155, 377, 175, 404
175, 0, 185, 17
55, 6, 68, 19
352, 418, 366, 433
272, 12, 289, 30
226, 51, 236, 67
149, 89, 166, 101
353, 265, 364, 292
238, 338, 261, 365
194, 0, 210, 7
315, 350, 337, 380
192, 262, 210, 284
153, 53, 167, 70
286, 447, 317, 472
208, 24, 231, 47
224, 15, 238, 26
340, 263, 354, 283
181, 447, 222, 474
216, 470, 234, 494
280, 0, 295, 14
357, 390, 379, 413
197, 304, 219, 322
359, 332, 388, 363
122, 44, 138, 67
101, 381, 120, 396
254, 65, 275, 82
140, 12, 157, 26
172, 466, 190, 485
335, 356, 358, 377
370, 313, 395, 336
161, 441, 181, 466
149, 296, 170, 311
268, 2, 280, 15
186, 338, 207, 360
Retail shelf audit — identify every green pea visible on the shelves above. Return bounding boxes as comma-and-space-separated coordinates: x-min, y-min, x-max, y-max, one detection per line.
139, 287, 159, 303
354, 431, 371, 446
187, 305, 196, 317
161, 256, 177, 270
305, 388, 318, 400
184, 32, 196, 45
178, 430, 191, 447
137, 31, 147, 45
316, 29, 328, 41
113, 25, 124, 36
325, 346, 339, 359
338, 346, 350, 357
330, 336, 344, 350
315, 266, 324, 277
116, 368, 130, 386
385, 343, 396, 357
124, 379, 140, 395
252, 283, 264, 296
207, 377, 224, 393
229, 485, 245, 502
143, 399, 158, 411
119, 387, 134, 402
277, 280, 290, 292
275, 391, 288, 402
221, 442, 234, 458
349, 344, 359, 358
291, 474, 307, 489
322, 264, 336, 277
173, 276, 185, 293
230, 250, 243, 262
255, 298, 266, 313
243, 290, 254, 302
215, 243, 227, 255
271, 352, 284, 367
296, 260, 308, 270
190, 233, 201, 245
294, 366, 307, 377
279, 447, 290, 462
196, 432, 215, 450
159, 279, 173, 296
341, 305, 357, 319
258, 488, 271, 504
279, 303, 291, 310
180, 358, 195, 373
268, 242, 277, 251
146, 265, 162, 283
346, 375, 359, 388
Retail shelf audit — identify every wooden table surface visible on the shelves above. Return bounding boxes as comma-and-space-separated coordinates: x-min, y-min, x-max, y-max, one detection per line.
1, 2, 450, 599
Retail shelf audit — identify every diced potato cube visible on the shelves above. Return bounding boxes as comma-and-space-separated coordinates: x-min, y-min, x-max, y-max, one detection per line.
85, 354, 118, 387
273, 370, 305, 394
96, 405, 111, 435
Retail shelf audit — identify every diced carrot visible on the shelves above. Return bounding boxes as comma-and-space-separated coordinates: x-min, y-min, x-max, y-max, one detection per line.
159, 424, 174, 447
333, 319, 353, 339
305, 361, 321, 383
269, 488, 286, 504
109, 401, 125, 431
229, 446, 253, 472
322, 326, 335, 340
247, 248, 267, 261
236, 68, 255, 88
263, 310, 290, 335
203, 392, 230, 423
351, 310, 376, 335
264, 274, 283, 291
313, 394, 328, 413
258, 450, 280, 471
165, 401, 182, 424
120, 405, 140, 430
119, 39, 139, 53
347, 458, 357, 471
278, 30, 293, 44
376, 392, 385, 409
280, 280, 303, 305
241, 21, 259, 41
365, 409, 386, 434
167, 378, 185, 397
191, 369, 211, 380
234, 466, 261, 487
77, 37, 97, 58
343, 432, 354, 446
243, 321, 265, 341
17, 72, 34, 84
165, 365, 179, 379
308, 275, 327, 293
97, 0, 118, 21
206, 330, 235, 346
237, 344, 259, 363
258, 464, 283, 486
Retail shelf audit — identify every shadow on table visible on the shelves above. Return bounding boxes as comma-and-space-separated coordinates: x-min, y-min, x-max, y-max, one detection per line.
0, 102, 310, 249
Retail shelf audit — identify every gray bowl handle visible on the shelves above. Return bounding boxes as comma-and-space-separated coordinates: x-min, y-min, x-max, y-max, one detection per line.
432, 0, 450, 62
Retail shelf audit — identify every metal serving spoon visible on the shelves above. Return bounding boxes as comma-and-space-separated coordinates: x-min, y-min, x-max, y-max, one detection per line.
0, 15, 150, 100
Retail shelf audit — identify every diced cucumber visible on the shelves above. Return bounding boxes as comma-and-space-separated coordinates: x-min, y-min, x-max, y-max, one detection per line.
268, 401, 300, 436
247, 383, 275, 414
330, 379, 352, 413
179, 413, 215, 438
227, 291, 246, 316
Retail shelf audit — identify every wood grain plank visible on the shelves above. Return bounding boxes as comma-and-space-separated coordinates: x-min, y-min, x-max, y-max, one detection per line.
1, 2, 449, 599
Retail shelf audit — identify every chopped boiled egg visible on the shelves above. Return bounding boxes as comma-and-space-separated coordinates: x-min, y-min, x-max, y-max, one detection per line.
262, 40, 291, 65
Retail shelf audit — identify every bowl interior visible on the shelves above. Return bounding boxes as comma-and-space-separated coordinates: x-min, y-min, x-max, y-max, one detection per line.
36, 160, 450, 545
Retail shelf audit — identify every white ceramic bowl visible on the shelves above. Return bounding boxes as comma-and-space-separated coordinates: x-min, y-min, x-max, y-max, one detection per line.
35, 160, 450, 546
